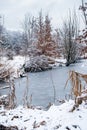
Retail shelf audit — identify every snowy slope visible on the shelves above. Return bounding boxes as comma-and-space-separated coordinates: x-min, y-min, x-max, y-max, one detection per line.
0, 100, 87, 130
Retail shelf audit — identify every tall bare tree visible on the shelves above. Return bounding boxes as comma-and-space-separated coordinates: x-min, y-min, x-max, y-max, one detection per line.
22, 14, 37, 56
61, 11, 79, 66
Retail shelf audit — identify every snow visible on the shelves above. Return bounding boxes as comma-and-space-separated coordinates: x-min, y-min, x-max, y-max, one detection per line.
1, 56, 25, 69
81, 59, 87, 68
55, 58, 66, 63
0, 56, 29, 78
0, 100, 87, 130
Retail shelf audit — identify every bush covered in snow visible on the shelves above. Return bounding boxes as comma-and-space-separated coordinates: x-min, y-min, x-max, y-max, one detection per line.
24, 55, 52, 72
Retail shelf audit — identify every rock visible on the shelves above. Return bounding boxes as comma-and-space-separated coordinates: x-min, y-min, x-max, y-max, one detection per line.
0, 125, 18, 130
0, 95, 9, 107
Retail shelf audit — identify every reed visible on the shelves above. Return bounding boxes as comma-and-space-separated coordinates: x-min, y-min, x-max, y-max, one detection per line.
23, 74, 32, 108
8, 78, 17, 109
65, 70, 87, 106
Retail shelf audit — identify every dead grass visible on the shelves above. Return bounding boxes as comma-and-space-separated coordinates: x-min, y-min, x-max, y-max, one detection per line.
8, 79, 17, 109
23, 74, 32, 108
65, 70, 87, 107
0, 63, 14, 81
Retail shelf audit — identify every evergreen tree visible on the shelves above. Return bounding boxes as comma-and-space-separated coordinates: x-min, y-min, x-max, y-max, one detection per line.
36, 10, 45, 55
44, 14, 52, 42
44, 14, 58, 57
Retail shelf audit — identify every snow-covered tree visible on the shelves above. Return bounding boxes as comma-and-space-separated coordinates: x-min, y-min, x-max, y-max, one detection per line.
44, 15, 58, 57
44, 14, 52, 42
77, 0, 87, 58
37, 13, 58, 57
37, 10, 44, 46
0, 17, 8, 57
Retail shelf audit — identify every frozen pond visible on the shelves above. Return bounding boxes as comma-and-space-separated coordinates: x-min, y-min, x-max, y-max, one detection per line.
0, 60, 87, 107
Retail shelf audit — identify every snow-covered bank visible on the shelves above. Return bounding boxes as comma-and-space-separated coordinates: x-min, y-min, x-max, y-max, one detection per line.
0, 56, 29, 78
0, 55, 66, 78
1, 55, 87, 77
0, 100, 87, 130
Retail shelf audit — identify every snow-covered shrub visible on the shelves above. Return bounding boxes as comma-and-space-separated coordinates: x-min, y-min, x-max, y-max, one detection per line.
24, 55, 52, 72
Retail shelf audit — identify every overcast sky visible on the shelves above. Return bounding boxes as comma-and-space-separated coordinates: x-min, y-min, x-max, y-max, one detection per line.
0, 0, 85, 31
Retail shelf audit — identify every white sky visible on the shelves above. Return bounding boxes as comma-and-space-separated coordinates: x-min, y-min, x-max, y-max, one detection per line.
0, 0, 86, 31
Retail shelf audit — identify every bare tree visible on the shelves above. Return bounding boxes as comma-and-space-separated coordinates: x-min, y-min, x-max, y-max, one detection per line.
0, 15, 12, 58
79, 0, 87, 26
61, 11, 79, 66
22, 14, 37, 56
0, 15, 4, 59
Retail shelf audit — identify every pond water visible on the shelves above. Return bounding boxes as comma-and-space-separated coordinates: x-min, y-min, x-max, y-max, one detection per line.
0, 60, 87, 107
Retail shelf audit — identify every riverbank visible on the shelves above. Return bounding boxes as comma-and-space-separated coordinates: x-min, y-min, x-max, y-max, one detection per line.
0, 55, 66, 78
1, 55, 87, 78
0, 100, 87, 130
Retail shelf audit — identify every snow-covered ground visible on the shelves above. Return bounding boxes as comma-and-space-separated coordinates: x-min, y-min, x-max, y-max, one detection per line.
1, 56, 26, 70
1, 56, 29, 78
0, 100, 87, 130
